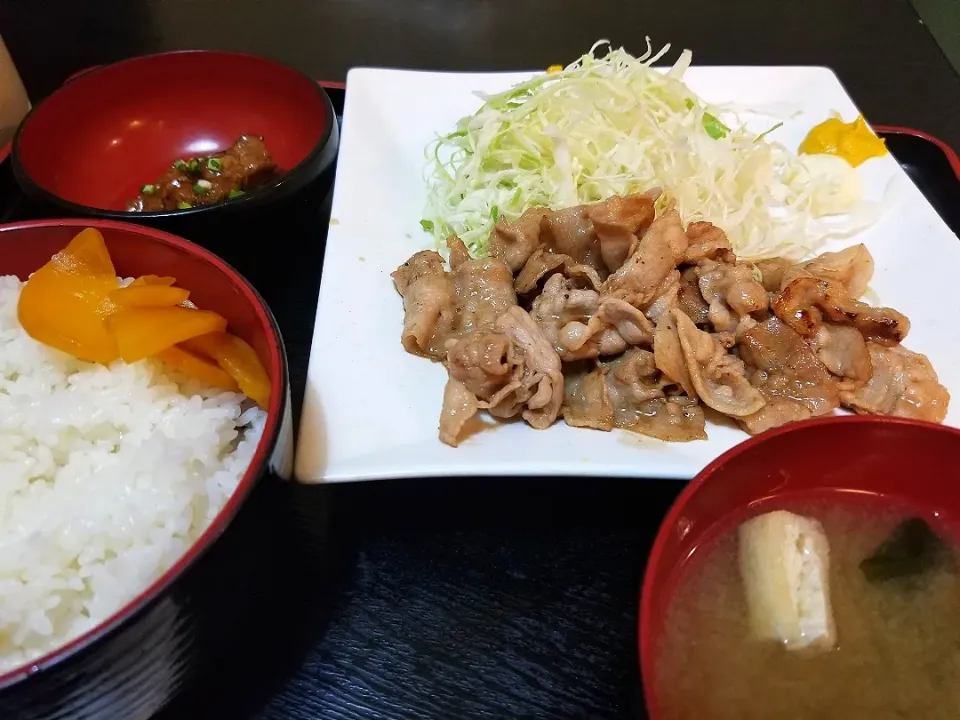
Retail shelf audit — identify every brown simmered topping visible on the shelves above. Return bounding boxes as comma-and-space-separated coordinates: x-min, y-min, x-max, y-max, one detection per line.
128, 135, 279, 212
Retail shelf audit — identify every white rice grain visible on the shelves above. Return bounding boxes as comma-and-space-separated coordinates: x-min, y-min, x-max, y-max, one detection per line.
0, 275, 266, 671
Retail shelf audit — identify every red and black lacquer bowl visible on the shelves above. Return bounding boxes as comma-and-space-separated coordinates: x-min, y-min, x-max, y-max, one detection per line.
10, 50, 338, 266
0, 219, 293, 719
638, 415, 960, 719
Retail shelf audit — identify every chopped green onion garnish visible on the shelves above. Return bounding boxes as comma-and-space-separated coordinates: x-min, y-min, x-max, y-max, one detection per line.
228, 189, 245, 199
141, 184, 157, 194
491, 205, 499, 222
702, 112, 730, 140
173, 159, 189, 171
685, 98, 730, 139
420, 219, 435, 232
755, 121, 784, 143
207, 157, 222, 172
177, 201, 192, 209
187, 158, 200, 173
193, 183, 209, 196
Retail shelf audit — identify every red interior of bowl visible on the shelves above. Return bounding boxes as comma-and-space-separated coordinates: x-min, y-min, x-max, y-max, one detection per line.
0, 218, 286, 688
15, 51, 328, 210
639, 416, 960, 719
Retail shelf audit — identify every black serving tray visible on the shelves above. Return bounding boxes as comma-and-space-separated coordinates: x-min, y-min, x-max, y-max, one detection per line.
1, 88, 958, 720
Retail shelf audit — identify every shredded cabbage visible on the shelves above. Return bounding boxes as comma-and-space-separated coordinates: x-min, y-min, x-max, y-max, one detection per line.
422, 39, 876, 260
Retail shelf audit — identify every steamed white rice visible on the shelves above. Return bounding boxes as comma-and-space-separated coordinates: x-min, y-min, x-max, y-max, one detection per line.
0, 275, 266, 672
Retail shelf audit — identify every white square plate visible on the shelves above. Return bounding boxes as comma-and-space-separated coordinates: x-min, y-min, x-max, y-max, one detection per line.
294, 65, 960, 483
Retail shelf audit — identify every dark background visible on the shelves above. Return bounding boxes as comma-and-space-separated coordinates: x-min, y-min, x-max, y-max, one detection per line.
3, 0, 960, 150
1, 1, 958, 718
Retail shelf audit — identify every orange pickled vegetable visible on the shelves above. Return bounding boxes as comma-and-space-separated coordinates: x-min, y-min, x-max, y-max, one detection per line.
213, 334, 271, 408
182, 332, 271, 407
110, 285, 190, 308
17, 228, 120, 363
54, 227, 116, 279
19, 267, 118, 363
106, 307, 228, 363
131, 275, 177, 287
179, 332, 222, 358
157, 346, 240, 392
20, 228, 269, 406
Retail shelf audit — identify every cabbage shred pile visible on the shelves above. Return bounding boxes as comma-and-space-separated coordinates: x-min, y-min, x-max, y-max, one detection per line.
422, 39, 870, 260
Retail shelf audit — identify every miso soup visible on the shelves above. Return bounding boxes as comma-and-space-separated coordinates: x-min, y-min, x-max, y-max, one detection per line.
654, 495, 960, 720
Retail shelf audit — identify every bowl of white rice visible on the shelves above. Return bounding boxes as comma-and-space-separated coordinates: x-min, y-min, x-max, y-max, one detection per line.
0, 218, 291, 719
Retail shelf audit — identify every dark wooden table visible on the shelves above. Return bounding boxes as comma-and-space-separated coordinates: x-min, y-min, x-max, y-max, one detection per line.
1, 2, 958, 719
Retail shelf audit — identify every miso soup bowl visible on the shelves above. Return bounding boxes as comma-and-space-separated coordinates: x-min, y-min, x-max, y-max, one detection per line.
639, 416, 960, 719
0, 219, 293, 719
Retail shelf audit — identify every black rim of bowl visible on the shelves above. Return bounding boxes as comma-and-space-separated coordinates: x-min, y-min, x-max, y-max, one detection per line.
0, 217, 290, 690
10, 49, 336, 219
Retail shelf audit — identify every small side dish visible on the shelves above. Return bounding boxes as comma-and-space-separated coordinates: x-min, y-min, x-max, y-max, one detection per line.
1, 227, 270, 671
128, 135, 279, 212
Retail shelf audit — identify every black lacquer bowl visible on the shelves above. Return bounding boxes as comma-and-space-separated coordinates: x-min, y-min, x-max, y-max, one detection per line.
0, 219, 293, 719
